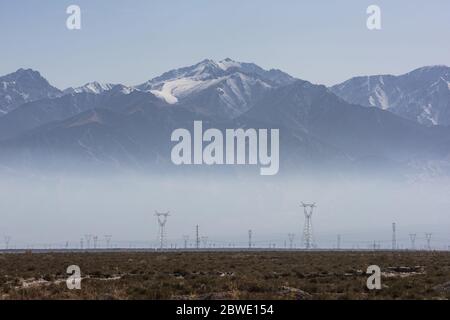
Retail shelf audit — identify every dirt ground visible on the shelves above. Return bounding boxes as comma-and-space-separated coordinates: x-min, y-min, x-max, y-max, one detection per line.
0, 251, 449, 300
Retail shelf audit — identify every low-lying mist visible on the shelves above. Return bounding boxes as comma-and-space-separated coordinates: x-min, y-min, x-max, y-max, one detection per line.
0, 171, 449, 250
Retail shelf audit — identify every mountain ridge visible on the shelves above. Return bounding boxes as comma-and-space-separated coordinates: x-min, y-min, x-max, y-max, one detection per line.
1, 61, 449, 176
331, 65, 450, 126
0, 68, 62, 116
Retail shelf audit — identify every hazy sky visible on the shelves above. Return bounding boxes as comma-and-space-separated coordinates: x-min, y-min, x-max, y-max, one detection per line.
1, 0, 449, 89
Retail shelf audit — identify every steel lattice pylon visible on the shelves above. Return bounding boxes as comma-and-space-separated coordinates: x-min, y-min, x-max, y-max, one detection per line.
155, 211, 170, 249
301, 202, 316, 249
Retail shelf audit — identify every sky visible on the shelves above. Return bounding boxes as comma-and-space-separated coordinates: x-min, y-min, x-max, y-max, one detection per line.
0, 0, 449, 89
0, 1, 450, 248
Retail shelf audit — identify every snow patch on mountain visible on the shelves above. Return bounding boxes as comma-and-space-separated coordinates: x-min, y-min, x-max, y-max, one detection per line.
64, 82, 135, 95
371, 85, 389, 110
331, 65, 450, 126
149, 77, 222, 104
136, 58, 295, 118
67, 82, 115, 94
0, 68, 62, 116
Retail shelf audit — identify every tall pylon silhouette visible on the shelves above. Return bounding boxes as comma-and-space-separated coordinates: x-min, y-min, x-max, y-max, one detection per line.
301, 202, 316, 249
155, 211, 170, 249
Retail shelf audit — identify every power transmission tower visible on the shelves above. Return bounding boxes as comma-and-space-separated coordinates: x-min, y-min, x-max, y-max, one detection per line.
104, 235, 112, 249
85, 234, 92, 249
288, 233, 295, 249
372, 241, 377, 250
4, 236, 11, 250
301, 202, 316, 249
392, 223, 397, 250
409, 234, 416, 250
155, 211, 170, 250
93, 236, 98, 249
337, 234, 341, 250
80, 238, 84, 250
425, 233, 432, 250
183, 235, 189, 249
248, 230, 252, 249
201, 236, 208, 248
196, 225, 200, 249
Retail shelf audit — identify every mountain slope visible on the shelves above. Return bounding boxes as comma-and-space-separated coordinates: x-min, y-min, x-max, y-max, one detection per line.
1, 63, 450, 176
3, 79, 450, 176
137, 58, 296, 119
0, 102, 207, 171
240, 80, 450, 163
330, 65, 450, 126
0, 68, 62, 116
0, 88, 166, 141
63, 82, 135, 95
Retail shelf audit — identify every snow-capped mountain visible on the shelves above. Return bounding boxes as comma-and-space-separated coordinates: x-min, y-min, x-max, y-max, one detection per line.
0, 68, 62, 116
241, 80, 448, 163
137, 58, 295, 119
330, 65, 450, 126
2, 75, 450, 176
1, 62, 450, 176
64, 82, 135, 95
